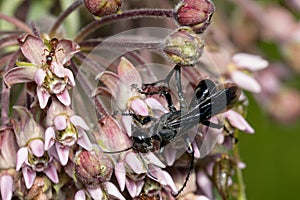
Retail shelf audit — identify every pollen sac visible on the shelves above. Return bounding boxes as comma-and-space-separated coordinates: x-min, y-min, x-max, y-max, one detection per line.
163, 27, 205, 65
174, 0, 215, 33
84, 0, 122, 17
75, 150, 113, 187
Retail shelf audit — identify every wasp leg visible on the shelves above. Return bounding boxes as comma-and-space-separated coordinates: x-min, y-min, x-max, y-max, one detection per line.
172, 138, 194, 198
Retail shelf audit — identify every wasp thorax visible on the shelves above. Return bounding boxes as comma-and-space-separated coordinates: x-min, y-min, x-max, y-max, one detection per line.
175, 0, 215, 33
163, 27, 205, 65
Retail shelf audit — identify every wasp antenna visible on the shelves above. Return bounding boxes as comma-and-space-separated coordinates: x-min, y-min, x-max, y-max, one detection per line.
102, 146, 133, 154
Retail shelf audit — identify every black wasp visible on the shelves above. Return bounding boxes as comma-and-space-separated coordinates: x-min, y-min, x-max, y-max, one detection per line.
106, 65, 241, 197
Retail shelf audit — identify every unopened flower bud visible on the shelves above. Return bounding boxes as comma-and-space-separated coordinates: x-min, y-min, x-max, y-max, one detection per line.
175, 0, 215, 33
84, 0, 122, 17
163, 27, 205, 65
75, 150, 113, 187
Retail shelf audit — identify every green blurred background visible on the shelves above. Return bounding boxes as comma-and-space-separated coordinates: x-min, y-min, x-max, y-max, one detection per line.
240, 94, 300, 200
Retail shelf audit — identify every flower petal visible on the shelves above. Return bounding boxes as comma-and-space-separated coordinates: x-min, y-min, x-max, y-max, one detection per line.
20, 35, 45, 66
104, 182, 126, 200
231, 70, 261, 93
74, 190, 86, 200
64, 68, 76, 86
145, 97, 168, 113
29, 139, 44, 157
16, 147, 28, 171
87, 186, 103, 200
44, 164, 59, 183
125, 178, 138, 198
70, 115, 89, 130
4, 66, 37, 87
143, 152, 165, 168
54, 115, 67, 130
36, 86, 50, 109
56, 39, 80, 64
22, 166, 36, 189
232, 53, 269, 71
56, 89, 71, 106
34, 69, 46, 86
121, 115, 132, 137
96, 71, 120, 96
0, 174, 13, 200
114, 162, 126, 191
125, 152, 144, 174
45, 127, 56, 150
164, 145, 177, 166
77, 129, 93, 151
225, 110, 254, 133
130, 99, 149, 116
56, 143, 70, 165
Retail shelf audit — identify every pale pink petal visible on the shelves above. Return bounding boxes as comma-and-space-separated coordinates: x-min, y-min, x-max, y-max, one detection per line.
104, 182, 126, 200
64, 68, 76, 86
51, 62, 65, 78
143, 153, 165, 168
20, 35, 45, 65
199, 127, 222, 158
70, 115, 89, 130
231, 71, 261, 93
54, 115, 67, 130
130, 99, 149, 116
232, 53, 269, 71
56, 39, 80, 64
74, 190, 86, 200
197, 171, 213, 198
121, 115, 132, 137
192, 140, 201, 158
56, 143, 70, 165
16, 147, 28, 171
238, 161, 246, 169
125, 178, 138, 198
56, 89, 71, 106
115, 162, 126, 191
34, 69, 46, 86
22, 166, 36, 189
4, 66, 37, 87
87, 186, 103, 200
195, 195, 210, 200
96, 71, 120, 96
164, 145, 177, 166
44, 164, 59, 183
136, 180, 144, 196
150, 168, 178, 194
145, 97, 168, 113
0, 175, 13, 200
36, 86, 50, 109
125, 152, 143, 174
225, 110, 255, 134
29, 139, 45, 157
77, 129, 92, 151
45, 127, 56, 150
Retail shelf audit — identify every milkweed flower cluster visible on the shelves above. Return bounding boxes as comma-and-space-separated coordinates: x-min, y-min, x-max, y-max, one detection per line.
1, 0, 297, 199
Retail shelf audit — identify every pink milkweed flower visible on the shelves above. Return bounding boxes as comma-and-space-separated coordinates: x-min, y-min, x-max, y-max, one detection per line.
224, 110, 254, 134
44, 98, 92, 165
96, 57, 168, 136
227, 53, 269, 93
0, 174, 14, 200
4, 34, 79, 109
16, 138, 58, 189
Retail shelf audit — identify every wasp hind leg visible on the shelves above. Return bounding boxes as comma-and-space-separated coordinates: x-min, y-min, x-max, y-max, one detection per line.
172, 138, 194, 198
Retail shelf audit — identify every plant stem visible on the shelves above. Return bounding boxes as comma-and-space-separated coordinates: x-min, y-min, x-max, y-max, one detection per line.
233, 131, 247, 200
49, 0, 83, 38
0, 13, 31, 34
79, 39, 163, 50
1, 50, 20, 126
74, 8, 175, 42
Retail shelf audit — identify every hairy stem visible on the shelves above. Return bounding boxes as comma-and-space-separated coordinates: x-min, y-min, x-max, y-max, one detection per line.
1, 50, 20, 126
0, 13, 31, 33
74, 8, 175, 42
49, 0, 83, 37
233, 131, 247, 200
